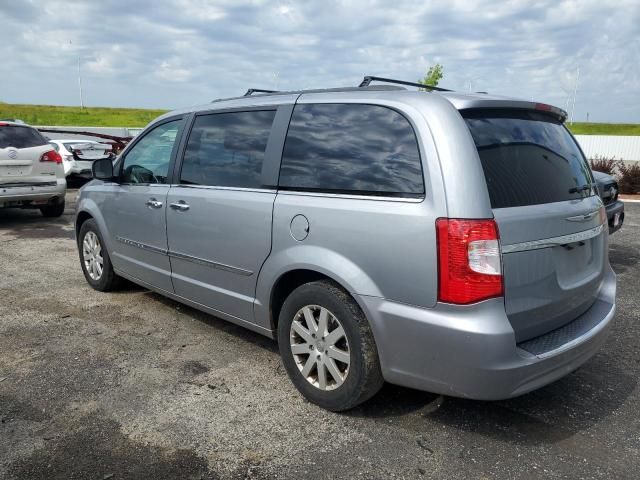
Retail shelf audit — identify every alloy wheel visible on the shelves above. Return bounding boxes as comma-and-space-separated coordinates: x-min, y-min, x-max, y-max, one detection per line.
83, 231, 103, 281
289, 305, 350, 391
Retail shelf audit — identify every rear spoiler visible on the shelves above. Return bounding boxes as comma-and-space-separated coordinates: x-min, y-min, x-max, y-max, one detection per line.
37, 128, 133, 153
444, 96, 568, 123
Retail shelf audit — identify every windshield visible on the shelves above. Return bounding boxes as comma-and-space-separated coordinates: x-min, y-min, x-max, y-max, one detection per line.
463, 109, 593, 209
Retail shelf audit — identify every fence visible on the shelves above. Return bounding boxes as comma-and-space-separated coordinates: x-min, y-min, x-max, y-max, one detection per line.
574, 135, 640, 165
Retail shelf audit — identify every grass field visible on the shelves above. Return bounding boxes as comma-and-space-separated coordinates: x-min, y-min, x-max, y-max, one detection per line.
566, 122, 640, 136
1, 103, 639, 134
0, 103, 168, 128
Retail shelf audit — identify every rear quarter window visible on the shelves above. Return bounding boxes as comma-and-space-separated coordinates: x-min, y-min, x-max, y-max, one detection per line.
0, 126, 48, 149
279, 103, 424, 196
463, 109, 593, 208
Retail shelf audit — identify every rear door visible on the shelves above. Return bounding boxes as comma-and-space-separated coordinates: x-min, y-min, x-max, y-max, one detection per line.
166, 106, 286, 322
0, 124, 56, 185
463, 109, 607, 342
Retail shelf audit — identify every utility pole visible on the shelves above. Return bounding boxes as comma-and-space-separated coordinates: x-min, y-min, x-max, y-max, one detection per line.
78, 56, 84, 109
569, 66, 579, 124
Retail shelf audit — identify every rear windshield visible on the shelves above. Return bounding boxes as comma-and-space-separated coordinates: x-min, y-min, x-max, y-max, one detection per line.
0, 125, 48, 149
463, 110, 593, 209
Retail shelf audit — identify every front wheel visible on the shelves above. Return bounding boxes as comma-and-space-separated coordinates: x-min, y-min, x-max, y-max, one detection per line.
277, 280, 383, 411
78, 219, 121, 291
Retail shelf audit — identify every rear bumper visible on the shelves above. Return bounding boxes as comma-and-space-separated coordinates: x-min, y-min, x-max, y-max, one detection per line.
605, 200, 624, 234
69, 161, 94, 176
358, 265, 616, 400
0, 179, 67, 208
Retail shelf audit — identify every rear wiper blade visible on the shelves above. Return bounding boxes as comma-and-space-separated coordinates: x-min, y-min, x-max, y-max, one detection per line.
568, 184, 592, 194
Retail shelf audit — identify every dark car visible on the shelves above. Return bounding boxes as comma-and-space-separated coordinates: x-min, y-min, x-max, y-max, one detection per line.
593, 170, 624, 234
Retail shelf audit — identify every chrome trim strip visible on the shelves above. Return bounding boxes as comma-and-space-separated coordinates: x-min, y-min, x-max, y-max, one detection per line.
116, 236, 252, 276
501, 224, 605, 254
276, 190, 425, 203
170, 184, 277, 194
168, 251, 253, 276
566, 210, 599, 222
533, 303, 615, 360
116, 236, 168, 255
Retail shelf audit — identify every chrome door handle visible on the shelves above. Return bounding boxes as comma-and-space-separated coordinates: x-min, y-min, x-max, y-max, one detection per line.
146, 198, 163, 209
170, 201, 190, 211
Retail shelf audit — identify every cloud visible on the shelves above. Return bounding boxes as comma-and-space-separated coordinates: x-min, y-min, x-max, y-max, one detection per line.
0, 0, 638, 122
156, 59, 192, 82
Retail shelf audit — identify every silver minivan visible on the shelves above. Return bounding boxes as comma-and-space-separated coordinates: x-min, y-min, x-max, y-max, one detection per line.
76, 78, 616, 411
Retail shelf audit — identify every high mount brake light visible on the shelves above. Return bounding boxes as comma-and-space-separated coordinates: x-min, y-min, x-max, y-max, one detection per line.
535, 103, 553, 111
436, 218, 503, 304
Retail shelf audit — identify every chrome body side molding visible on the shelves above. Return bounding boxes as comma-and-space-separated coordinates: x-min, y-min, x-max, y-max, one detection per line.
501, 224, 605, 254
115, 236, 253, 276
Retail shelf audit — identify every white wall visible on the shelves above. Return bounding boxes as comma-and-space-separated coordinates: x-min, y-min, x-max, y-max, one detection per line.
575, 135, 640, 164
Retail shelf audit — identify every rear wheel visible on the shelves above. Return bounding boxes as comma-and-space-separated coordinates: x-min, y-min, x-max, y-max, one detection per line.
277, 280, 383, 411
78, 219, 121, 291
40, 200, 65, 218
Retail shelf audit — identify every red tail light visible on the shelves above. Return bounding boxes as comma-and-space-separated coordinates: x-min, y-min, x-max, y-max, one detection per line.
436, 218, 503, 304
40, 150, 63, 164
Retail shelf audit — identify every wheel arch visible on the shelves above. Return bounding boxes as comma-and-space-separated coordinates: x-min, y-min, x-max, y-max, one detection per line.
269, 269, 336, 331
74, 197, 114, 254
75, 210, 94, 239
256, 246, 383, 333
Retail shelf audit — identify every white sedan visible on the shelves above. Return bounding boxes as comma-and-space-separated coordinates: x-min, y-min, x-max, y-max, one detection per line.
49, 139, 112, 177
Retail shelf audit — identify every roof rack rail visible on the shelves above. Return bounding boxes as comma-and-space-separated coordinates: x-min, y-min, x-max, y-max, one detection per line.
359, 76, 452, 92
244, 88, 279, 96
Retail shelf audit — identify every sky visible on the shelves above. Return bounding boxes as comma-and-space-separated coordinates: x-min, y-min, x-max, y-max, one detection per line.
1, 0, 639, 123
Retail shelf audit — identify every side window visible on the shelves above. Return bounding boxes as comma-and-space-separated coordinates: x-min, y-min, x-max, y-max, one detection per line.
279, 103, 424, 196
121, 119, 181, 184
180, 110, 276, 188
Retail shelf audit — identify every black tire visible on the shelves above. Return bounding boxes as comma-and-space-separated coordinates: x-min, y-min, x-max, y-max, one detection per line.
78, 219, 121, 291
277, 280, 384, 411
40, 199, 65, 217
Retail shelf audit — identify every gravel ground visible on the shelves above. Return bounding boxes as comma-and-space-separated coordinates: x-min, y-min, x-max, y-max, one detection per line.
0, 190, 639, 480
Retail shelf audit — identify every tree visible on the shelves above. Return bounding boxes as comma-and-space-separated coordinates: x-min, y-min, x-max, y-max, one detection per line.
418, 64, 444, 88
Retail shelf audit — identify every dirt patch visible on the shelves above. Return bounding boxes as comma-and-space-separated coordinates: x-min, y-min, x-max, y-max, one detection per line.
5, 413, 219, 480
182, 360, 211, 376
0, 395, 49, 424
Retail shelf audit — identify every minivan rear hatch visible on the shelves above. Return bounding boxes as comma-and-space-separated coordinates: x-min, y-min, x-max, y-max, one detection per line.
463, 109, 607, 342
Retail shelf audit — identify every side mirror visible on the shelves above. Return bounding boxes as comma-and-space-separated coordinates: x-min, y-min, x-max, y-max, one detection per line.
92, 158, 116, 181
